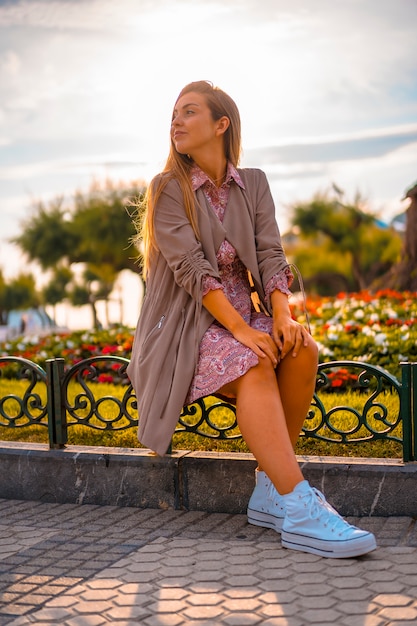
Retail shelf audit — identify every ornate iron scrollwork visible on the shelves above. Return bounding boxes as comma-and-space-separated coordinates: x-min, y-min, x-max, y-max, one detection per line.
179, 397, 239, 439
304, 361, 402, 444
0, 355, 409, 454
0, 356, 47, 428
62, 356, 137, 431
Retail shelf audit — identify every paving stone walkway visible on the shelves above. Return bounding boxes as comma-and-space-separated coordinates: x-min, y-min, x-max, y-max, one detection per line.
0, 498, 417, 625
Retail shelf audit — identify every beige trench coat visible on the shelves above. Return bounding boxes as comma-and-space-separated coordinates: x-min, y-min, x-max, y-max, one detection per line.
126, 168, 290, 456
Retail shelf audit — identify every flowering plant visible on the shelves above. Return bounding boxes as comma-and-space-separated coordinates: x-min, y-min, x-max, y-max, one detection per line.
290, 289, 417, 381
0, 290, 416, 384
0, 327, 134, 383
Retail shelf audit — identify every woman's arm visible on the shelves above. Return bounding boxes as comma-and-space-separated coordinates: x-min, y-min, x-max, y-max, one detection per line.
202, 288, 278, 366
270, 289, 309, 359
153, 180, 220, 298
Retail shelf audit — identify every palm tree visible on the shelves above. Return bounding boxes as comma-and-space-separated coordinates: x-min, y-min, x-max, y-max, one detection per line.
375, 182, 417, 291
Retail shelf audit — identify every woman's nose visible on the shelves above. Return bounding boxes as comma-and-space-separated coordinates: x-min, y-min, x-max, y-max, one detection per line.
172, 113, 182, 127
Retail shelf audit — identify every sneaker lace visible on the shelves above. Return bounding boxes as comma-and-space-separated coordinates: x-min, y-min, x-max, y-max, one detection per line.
308, 487, 354, 535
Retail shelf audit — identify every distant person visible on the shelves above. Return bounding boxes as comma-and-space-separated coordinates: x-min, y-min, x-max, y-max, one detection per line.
20, 313, 27, 335
128, 80, 376, 558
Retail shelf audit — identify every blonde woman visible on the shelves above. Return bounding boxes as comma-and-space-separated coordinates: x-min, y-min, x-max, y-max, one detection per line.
128, 81, 376, 558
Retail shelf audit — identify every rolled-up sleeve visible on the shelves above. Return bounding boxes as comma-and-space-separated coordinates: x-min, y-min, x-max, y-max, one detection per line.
202, 275, 224, 296
265, 266, 294, 304
154, 180, 220, 301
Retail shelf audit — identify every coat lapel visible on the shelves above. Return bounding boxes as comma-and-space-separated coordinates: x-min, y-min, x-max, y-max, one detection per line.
195, 188, 226, 266
222, 182, 265, 299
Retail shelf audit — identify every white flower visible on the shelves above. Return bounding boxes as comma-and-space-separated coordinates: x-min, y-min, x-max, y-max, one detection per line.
354, 309, 365, 319
369, 313, 379, 322
362, 326, 374, 336
372, 323, 382, 332
318, 345, 334, 357
66, 340, 75, 349
401, 333, 410, 341
374, 333, 387, 346
326, 323, 343, 341
383, 308, 398, 319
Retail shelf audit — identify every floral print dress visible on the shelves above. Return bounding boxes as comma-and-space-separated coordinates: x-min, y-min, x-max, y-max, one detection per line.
185, 164, 292, 404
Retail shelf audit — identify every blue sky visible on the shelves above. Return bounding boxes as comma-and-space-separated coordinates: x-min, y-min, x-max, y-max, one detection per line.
0, 0, 416, 324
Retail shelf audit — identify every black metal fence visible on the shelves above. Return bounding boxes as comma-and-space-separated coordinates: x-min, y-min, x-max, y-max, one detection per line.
1, 355, 416, 461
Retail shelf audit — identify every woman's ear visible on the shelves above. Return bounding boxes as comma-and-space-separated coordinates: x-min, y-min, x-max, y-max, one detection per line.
216, 116, 230, 136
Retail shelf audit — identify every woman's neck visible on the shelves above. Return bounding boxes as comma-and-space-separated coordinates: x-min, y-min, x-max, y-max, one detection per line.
191, 152, 228, 187
191, 142, 227, 187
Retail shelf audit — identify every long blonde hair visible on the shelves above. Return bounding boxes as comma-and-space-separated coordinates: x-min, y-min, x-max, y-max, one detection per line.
135, 81, 242, 278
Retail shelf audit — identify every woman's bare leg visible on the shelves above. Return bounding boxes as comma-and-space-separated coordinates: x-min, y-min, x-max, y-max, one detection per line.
219, 338, 318, 495
276, 335, 318, 447
220, 358, 303, 495
220, 341, 376, 557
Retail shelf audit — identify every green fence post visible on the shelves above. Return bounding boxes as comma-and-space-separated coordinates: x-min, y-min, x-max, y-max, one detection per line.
410, 363, 417, 462
46, 357, 67, 449
400, 362, 415, 462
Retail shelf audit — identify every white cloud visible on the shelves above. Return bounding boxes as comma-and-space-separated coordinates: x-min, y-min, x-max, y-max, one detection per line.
0, 0, 416, 282
245, 123, 417, 170
0, 49, 20, 75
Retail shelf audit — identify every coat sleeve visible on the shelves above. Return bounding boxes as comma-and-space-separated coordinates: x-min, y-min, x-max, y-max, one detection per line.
251, 170, 290, 290
153, 179, 220, 301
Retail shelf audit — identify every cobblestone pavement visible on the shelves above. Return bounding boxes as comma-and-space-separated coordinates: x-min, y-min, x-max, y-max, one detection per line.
0, 499, 417, 625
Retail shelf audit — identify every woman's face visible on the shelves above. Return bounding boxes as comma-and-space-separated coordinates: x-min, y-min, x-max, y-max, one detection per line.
171, 91, 226, 159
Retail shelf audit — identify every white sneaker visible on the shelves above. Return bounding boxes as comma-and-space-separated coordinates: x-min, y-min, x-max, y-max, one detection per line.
247, 470, 285, 533
282, 480, 377, 558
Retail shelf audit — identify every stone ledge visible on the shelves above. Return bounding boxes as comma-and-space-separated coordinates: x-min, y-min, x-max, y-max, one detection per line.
0, 441, 415, 516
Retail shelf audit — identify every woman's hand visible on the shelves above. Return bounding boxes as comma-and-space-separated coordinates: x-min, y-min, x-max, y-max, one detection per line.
272, 313, 309, 360
202, 288, 279, 366
232, 324, 279, 367
270, 289, 309, 359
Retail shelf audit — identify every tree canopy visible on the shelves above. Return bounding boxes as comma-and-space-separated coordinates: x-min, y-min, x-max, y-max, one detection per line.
287, 187, 402, 295
6, 178, 412, 328
12, 179, 146, 327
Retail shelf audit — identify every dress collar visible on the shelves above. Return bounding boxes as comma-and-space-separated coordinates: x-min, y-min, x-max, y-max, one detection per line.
191, 162, 245, 192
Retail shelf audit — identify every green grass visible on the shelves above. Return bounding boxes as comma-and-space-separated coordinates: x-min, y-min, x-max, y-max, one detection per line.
0, 379, 403, 458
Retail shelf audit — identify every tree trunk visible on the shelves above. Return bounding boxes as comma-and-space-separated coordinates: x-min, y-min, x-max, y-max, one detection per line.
351, 252, 367, 291
374, 191, 417, 291
90, 300, 101, 329
404, 198, 417, 265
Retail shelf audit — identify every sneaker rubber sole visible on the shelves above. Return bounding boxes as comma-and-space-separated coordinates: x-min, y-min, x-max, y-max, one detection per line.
247, 507, 284, 533
281, 529, 377, 558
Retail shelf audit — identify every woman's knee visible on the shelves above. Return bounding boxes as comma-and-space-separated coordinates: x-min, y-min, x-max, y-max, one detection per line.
219, 358, 279, 400
250, 356, 279, 384
303, 334, 319, 365
278, 334, 318, 377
